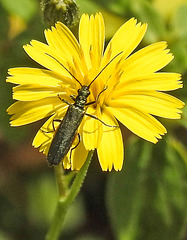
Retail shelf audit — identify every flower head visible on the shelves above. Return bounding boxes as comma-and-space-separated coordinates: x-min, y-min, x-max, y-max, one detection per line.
7, 13, 184, 171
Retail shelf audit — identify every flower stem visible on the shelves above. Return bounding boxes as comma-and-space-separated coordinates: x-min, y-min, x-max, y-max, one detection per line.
45, 150, 94, 240
54, 164, 67, 197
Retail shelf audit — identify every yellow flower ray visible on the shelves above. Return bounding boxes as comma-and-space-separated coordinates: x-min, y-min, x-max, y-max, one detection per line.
120, 42, 173, 80
101, 18, 147, 80
33, 114, 62, 155
107, 106, 167, 143
7, 68, 70, 86
103, 18, 147, 65
97, 108, 123, 171
7, 98, 66, 126
79, 13, 105, 70
116, 73, 182, 92
24, 40, 80, 81
82, 105, 103, 150
110, 91, 184, 119
45, 22, 80, 63
70, 140, 89, 170
44, 22, 86, 81
12, 84, 65, 101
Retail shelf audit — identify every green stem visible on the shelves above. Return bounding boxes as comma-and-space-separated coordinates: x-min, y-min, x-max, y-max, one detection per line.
45, 150, 94, 240
54, 164, 67, 197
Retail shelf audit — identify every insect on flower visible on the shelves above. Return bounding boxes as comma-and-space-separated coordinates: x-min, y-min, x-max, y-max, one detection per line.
46, 52, 122, 166
7, 13, 184, 171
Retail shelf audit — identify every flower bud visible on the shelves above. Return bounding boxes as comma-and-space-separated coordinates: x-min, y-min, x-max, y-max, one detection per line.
41, 0, 79, 29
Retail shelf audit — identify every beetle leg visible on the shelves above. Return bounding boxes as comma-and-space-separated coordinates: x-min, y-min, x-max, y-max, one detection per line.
85, 113, 118, 128
86, 86, 108, 106
41, 119, 61, 133
69, 133, 81, 161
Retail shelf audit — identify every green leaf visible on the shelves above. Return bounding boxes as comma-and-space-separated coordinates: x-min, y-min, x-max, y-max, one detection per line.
1, 0, 38, 21
106, 136, 187, 240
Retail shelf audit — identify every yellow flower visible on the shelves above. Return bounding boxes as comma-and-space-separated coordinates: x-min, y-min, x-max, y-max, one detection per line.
7, 13, 184, 171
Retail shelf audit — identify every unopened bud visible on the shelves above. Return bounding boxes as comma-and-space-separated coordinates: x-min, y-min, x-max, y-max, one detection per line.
41, 0, 79, 29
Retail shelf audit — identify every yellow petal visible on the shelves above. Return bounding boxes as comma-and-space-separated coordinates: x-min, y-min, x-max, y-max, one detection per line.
63, 156, 71, 169
7, 67, 72, 86
83, 105, 103, 150
12, 84, 64, 101
45, 22, 84, 82
70, 140, 89, 170
23, 41, 73, 78
79, 13, 105, 69
102, 18, 147, 65
120, 42, 173, 79
33, 114, 61, 155
33, 109, 68, 155
107, 106, 167, 143
117, 73, 182, 92
110, 91, 184, 119
45, 22, 80, 64
97, 108, 123, 171
7, 98, 67, 126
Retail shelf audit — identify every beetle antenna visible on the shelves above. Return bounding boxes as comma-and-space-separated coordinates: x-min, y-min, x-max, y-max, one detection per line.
45, 53, 82, 87
88, 51, 123, 88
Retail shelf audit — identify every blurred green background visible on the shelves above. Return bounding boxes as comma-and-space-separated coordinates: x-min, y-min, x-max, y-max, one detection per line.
0, 0, 187, 239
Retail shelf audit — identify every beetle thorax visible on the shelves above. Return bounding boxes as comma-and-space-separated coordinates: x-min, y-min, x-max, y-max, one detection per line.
74, 85, 90, 108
